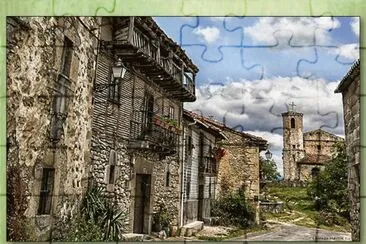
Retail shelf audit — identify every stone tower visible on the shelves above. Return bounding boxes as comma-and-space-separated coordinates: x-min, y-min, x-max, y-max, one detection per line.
282, 103, 305, 181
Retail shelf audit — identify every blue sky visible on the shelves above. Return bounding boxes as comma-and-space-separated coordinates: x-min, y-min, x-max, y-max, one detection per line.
154, 17, 359, 175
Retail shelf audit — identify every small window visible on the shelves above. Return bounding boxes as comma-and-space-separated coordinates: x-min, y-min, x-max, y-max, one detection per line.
186, 135, 193, 155
38, 168, 55, 215
166, 168, 170, 187
292, 145, 296, 149
291, 118, 295, 128
311, 167, 320, 178
109, 165, 115, 184
317, 145, 321, 150
107, 150, 117, 184
168, 106, 175, 120
61, 36, 73, 77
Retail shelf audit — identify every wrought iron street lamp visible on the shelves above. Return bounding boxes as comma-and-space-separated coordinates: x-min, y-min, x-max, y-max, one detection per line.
265, 149, 272, 160
112, 58, 127, 79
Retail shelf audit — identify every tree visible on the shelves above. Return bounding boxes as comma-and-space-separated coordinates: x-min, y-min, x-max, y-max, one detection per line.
260, 156, 280, 182
307, 142, 349, 218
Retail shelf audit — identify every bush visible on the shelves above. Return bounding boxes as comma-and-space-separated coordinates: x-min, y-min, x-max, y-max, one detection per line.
211, 192, 256, 228
60, 186, 127, 241
307, 142, 350, 218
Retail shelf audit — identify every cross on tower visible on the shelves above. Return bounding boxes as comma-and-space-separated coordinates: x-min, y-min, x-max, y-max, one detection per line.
289, 102, 296, 111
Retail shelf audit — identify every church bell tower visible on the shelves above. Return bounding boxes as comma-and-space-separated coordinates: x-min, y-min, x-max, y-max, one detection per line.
282, 102, 305, 181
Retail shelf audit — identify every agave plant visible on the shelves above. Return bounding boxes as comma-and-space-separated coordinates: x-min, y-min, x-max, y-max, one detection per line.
101, 201, 126, 241
81, 186, 127, 241
81, 186, 106, 224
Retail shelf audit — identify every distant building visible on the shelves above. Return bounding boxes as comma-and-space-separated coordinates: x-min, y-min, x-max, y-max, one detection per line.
185, 112, 268, 200
182, 110, 227, 226
335, 60, 360, 241
282, 107, 344, 182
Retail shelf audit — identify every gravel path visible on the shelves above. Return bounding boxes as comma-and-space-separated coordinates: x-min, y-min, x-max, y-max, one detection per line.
232, 221, 351, 241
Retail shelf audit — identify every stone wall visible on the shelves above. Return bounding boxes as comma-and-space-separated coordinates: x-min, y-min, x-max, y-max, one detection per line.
216, 131, 261, 200
7, 17, 99, 241
298, 164, 324, 182
337, 65, 360, 241
303, 130, 344, 156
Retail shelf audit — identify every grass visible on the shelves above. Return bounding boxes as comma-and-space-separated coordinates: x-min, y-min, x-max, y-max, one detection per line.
263, 183, 351, 232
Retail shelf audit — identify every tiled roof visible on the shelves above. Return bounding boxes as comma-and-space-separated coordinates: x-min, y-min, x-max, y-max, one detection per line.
335, 59, 360, 93
183, 109, 268, 147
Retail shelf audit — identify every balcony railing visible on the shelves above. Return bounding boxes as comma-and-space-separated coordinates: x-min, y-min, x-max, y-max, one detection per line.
200, 156, 218, 175
111, 17, 196, 101
129, 110, 179, 155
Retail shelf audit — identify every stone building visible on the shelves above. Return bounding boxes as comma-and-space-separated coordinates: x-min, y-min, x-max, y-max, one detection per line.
186, 113, 268, 200
7, 16, 199, 240
182, 110, 227, 226
7, 17, 99, 240
282, 107, 344, 182
90, 17, 198, 234
335, 60, 360, 241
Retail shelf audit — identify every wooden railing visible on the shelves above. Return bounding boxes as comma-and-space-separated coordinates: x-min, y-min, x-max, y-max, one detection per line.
127, 27, 194, 90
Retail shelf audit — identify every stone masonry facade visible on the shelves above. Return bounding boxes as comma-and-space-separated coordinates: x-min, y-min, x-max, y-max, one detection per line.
335, 60, 360, 241
7, 16, 199, 241
7, 17, 99, 240
282, 110, 344, 182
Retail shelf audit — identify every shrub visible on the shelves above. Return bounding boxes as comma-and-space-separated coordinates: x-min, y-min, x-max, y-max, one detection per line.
60, 186, 127, 241
211, 192, 256, 228
307, 142, 350, 218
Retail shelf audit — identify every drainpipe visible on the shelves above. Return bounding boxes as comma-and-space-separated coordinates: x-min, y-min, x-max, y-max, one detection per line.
179, 131, 184, 228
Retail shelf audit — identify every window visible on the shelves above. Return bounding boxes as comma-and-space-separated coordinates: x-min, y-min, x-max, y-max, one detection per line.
50, 36, 73, 142
311, 167, 320, 178
108, 76, 121, 104
107, 150, 117, 184
166, 166, 170, 187
143, 94, 154, 130
168, 106, 174, 120
292, 145, 296, 149
317, 145, 321, 151
61, 37, 73, 77
187, 135, 193, 155
291, 118, 295, 128
38, 168, 55, 215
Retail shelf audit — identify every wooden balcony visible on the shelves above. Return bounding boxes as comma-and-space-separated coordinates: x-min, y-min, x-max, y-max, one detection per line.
105, 17, 197, 102
129, 110, 179, 156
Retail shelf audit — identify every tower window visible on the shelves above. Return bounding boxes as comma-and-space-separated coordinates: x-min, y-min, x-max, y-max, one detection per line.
291, 118, 295, 128
317, 145, 321, 150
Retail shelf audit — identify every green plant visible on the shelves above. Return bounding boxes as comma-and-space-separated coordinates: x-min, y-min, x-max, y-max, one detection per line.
61, 186, 127, 241
307, 142, 349, 218
211, 192, 256, 228
153, 203, 171, 229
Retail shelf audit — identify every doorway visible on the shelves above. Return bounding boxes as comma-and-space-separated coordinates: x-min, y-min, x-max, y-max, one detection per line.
133, 174, 151, 233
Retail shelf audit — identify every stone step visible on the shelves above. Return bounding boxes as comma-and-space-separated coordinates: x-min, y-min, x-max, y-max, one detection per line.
180, 221, 204, 237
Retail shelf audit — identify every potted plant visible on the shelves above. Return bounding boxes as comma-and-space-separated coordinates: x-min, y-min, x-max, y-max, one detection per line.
152, 204, 171, 235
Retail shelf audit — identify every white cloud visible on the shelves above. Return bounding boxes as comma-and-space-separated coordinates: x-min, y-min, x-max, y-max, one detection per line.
351, 17, 359, 37
193, 26, 220, 43
245, 17, 340, 47
184, 76, 345, 175
330, 43, 359, 60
